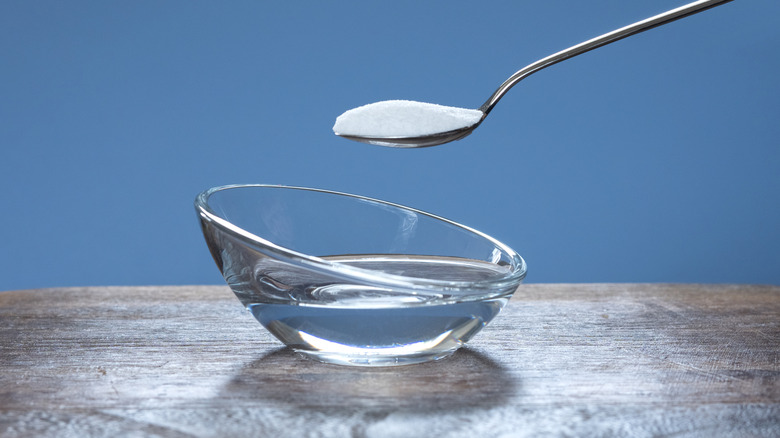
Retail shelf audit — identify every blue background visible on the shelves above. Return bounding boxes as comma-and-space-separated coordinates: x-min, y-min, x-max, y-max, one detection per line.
2, 0, 778, 291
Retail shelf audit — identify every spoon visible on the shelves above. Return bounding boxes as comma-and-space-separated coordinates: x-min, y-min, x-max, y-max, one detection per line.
333, 0, 733, 148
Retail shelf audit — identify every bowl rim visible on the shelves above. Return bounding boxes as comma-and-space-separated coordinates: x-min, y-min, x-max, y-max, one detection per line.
195, 184, 527, 296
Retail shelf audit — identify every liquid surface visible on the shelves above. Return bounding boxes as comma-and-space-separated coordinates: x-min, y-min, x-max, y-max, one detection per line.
243, 254, 514, 306
333, 100, 483, 137
242, 255, 514, 366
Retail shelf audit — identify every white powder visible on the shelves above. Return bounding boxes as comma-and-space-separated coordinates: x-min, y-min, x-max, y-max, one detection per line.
333, 100, 484, 138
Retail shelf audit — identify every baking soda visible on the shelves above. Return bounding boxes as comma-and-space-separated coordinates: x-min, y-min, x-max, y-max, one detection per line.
333, 100, 483, 137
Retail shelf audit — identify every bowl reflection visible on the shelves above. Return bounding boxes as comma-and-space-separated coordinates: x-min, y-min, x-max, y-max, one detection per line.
222, 347, 519, 412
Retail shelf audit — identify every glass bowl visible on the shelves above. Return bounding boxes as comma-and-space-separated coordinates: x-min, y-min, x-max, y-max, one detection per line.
195, 184, 526, 366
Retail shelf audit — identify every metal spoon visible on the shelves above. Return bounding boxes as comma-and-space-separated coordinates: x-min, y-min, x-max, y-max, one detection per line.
334, 0, 733, 148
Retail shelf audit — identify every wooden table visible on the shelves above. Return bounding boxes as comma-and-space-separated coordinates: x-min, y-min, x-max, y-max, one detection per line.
1, 284, 778, 437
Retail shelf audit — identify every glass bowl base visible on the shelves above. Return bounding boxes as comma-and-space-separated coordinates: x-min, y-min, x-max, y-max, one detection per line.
295, 347, 460, 367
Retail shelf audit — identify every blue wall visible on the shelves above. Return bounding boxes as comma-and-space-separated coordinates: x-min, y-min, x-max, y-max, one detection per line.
2, 0, 778, 291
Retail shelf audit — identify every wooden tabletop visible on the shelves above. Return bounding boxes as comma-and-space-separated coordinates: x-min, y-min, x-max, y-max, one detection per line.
1, 284, 778, 437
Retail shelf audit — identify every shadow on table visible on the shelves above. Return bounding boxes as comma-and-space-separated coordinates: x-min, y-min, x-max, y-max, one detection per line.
221, 347, 519, 413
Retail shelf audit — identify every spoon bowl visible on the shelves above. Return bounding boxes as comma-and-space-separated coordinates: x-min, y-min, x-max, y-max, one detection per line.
337, 120, 482, 148
333, 100, 486, 148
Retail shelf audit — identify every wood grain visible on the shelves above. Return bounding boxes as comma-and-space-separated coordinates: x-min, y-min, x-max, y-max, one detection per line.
1, 284, 778, 437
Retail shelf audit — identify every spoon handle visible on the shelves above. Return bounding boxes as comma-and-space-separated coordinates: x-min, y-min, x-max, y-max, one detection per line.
479, 0, 734, 114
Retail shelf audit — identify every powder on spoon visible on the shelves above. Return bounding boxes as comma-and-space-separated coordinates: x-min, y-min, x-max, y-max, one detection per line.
333, 100, 484, 138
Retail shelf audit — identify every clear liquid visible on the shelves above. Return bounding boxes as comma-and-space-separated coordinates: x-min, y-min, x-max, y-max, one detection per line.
243, 255, 512, 366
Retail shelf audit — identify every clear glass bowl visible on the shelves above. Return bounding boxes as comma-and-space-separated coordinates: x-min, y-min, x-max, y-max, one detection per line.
195, 184, 527, 366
